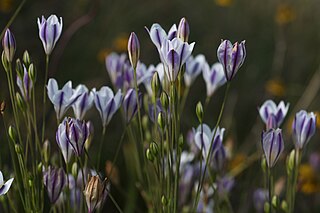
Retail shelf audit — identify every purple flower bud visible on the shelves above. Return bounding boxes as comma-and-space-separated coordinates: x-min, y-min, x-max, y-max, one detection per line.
37, 15, 63, 55
292, 110, 317, 149
194, 124, 225, 159
56, 118, 74, 163
66, 118, 89, 156
0, 171, 14, 196
258, 100, 289, 128
16, 65, 32, 101
92, 87, 122, 128
261, 128, 284, 168
202, 61, 226, 97
47, 78, 81, 120
184, 54, 205, 87
177, 17, 190, 42
72, 84, 94, 120
128, 32, 140, 69
2, 28, 16, 62
123, 88, 142, 123
43, 166, 66, 203
217, 40, 246, 81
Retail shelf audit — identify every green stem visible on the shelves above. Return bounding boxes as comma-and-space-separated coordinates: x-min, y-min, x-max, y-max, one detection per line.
109, 126, 127, 178
193, 83, 231, 211
41, 55, 49, 143
268, 167, 273, 213
97, 126, 106, 169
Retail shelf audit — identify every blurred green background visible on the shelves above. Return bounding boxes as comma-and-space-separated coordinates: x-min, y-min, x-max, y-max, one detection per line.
1, 0, 320, 212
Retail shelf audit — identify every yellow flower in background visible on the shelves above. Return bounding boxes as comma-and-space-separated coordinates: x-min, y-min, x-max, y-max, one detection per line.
229, 153, 246, 170
265, 79, 285, 97
97, 48, 111, 63
314, 112, 320, 129
299, 164, 320, 194
0, 0, 13, 13
113, 34, 128, 52
275, 4, 296, 25
214, 0, 233, 7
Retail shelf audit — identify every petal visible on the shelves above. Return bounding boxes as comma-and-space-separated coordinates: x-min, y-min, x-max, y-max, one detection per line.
0, 178, 14, 195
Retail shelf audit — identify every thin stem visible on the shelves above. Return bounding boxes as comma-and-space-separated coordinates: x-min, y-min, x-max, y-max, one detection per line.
268, 167, 273, 213
97, 126, 106, 169
41, 55, 49, 143
193, 83, 231, 211
107, 191, 124, 213
109, 126, 127, 178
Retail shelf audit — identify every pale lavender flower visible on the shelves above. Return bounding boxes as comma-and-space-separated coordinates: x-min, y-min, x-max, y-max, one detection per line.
160, 38, 195, 82
194, 124, 225, 159
128, 32, 140, 69
37, 15, 63, 55
56, 118, 73, 163
217, 40, 246, 81
202, 61, 226, 97
16, 65, 32, 101
292, 110, 317, 149
47, 78, 80, 120
66, 118, 89, 156
177, 17, 190, 42
197, 184, 214, 213
67, 174, 81, 211
261, 128, 284, 168
211, 145, 226, 172
105, 53, 126, 89
2, 28, 16, 62
72, 84, 94, 120
146, 23, 176, 51
123, 88, 142, 123
258, 100, 290, 128
184, 54, 205, 87
0, 171, 14, 196
43, 166, 66, 203
92, 86, 122, 128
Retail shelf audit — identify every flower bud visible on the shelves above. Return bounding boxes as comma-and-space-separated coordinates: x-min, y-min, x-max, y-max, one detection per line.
146, 148, 154, 162
128, 32, 140, 69
281, 200, 288, 212
286, 149, 295, 174
157, 112, 165, 129
8, 125, 17, 142
178, 134, 184, 148
15, 144, 22, 154
264, 202, 270, 213
15, 59, 23, 77
43, 140, 51, 164
85, 121, 94, 150
160, 92, 169, 110
142, 115, 149, 130
23, 50, 31, 67
84, 176, 109, 213
16, 92, 25, 111
1, 51, 9, 71
161, 195, 168, 206
177, 17, 190, 42
261, 128, 284, 168
28, 63, 36, 83
37, 162, 43, 173
72, 162, 78, 177
150, 142, 159, 156
1, 101, 6, 114
2, 28, 16, 62
196, 101, 203, 123
151, 71, 161, 102
272, 195, 279, 208
43, 166, 66, 203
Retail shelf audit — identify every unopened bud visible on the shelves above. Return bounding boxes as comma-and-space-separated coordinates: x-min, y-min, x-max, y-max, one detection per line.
29, 179, 33, 188
38, 162, 43, 173
272, 195, 279, 208
281, 200, 288, 212
264, 202, 270, 213
23, 50, 31, 66
43, 140, 50, 164
158, 112, 165, 129
146, 148, 154, 162
151, 72, 161, 101
150, 142, 159, 156
15, 59, 23, 77
1, 51, 9, 71
72, 162, 78, 177
196, 101, 203, 123
178, 134, 184, 148
2, 29, 16, 63
142, 115, 149, 130
287, 149, 295, 174
15, 144, 22, 154
177, 17, 190, 42
1, 101, 6, 114
127, 32, 140, 69
28, 63, 36, 83
160, 92, 169, 110
8, 125, 17, 142
16, 92, 25, 111
84, 176, 109, 213
161, 195, 168, 206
